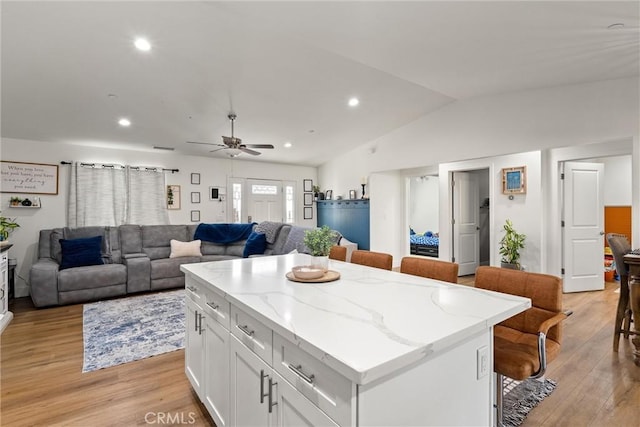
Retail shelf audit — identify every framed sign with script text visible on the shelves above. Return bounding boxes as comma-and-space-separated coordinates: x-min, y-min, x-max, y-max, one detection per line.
1, 161, 59, 194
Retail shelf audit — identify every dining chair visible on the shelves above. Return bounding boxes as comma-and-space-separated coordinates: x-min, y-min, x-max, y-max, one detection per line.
474, 266, 571, 426
400, 256, 458, 284
606, 233, 634, 352
350, 250, 393, 271
328, 245, 347, 262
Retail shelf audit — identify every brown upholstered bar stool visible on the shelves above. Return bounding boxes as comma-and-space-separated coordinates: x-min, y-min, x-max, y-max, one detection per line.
474, 266, 571, 426
606, 233, 634, 351
350, 250, 393, 270
328, 245, 347, 262
400, 256, 458, 284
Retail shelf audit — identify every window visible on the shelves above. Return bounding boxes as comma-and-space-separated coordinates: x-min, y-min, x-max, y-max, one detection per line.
285, 184, 294, 223
232, 182, 242, 223
251, 184, 278, 195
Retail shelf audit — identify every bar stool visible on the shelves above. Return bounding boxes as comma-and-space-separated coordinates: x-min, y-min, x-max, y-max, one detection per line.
400, 256, 458, 284
606, 233, 634, 351
350, 250, 392, 270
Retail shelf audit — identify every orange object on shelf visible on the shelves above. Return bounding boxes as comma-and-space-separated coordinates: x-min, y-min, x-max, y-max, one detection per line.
605, 270, 615, 282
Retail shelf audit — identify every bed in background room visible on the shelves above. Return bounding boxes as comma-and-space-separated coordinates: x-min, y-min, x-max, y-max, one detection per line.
410, 230, 439, 258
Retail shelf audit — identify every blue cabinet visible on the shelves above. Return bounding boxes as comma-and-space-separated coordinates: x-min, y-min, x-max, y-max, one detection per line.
317, 200, 370, 250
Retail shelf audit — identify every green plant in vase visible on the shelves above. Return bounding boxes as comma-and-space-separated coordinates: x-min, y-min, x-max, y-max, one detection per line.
0, 212, 20, 242
499, 219, 526, 270
303, 225, 338, 271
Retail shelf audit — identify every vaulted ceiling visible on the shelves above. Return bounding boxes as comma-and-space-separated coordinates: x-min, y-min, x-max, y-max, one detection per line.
2, 1, 638, 166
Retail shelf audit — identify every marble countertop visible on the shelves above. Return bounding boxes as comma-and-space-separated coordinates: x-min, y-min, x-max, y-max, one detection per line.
181, 254, 530, 384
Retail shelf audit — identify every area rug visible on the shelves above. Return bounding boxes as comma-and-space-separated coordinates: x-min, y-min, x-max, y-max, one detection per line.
502, 377, 557, 427
82, 290, 185, 372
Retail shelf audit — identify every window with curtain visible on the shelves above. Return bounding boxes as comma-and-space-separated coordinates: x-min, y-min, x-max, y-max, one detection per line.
67, 163, 169, 227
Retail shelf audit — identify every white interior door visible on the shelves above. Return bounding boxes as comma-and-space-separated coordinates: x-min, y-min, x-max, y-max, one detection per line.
246, 179, 283, 223
452, 172, 479, 276
562, 161, 605, 292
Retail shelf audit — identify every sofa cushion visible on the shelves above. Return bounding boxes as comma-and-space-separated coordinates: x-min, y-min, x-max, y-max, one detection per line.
58, 263, 126, 291
59, 236, 104, 270
170, 239, 202, 258
150, 256, 200, 280
50, 229, 64, 264
142, 225, 189, 260
201, 241, 227, 256
225, 240, 248, 257
243, 232, 267, 258
64, 226, 112, 263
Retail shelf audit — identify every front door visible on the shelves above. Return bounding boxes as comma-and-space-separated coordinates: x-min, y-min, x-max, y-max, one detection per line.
452, 172, 479, 276
246, 179, 283, 223
562, 161, 605, 292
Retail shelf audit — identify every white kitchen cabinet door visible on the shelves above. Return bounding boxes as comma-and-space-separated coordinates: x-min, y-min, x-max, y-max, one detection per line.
185, 297, 203, 397
203, 314, 230, 427
274, 370, 338, 427
230, 335, 274, 427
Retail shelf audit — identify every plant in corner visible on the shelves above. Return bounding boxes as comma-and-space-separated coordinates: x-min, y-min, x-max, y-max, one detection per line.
0, 212, 20, 242
499, 219, 525, 270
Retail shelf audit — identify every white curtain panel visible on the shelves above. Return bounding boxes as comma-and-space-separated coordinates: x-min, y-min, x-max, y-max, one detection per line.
68, 163, 127, 227
68, 163, 169, 227
126, 167, 169, 225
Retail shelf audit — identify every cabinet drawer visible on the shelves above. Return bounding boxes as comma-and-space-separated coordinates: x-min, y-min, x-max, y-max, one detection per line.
273, 333, 354, 427
185, 277, 203, 304
201, 286, 230, 330
230, 305, 272, 365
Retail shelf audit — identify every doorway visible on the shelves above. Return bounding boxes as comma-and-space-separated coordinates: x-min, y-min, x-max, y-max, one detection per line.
451, 169, 490, 276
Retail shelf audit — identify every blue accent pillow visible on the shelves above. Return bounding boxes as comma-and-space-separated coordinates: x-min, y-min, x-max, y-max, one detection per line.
59, 235, 104, 270
425, 231, 433, 237
410, 228, 416, 235
243, 232, 267, 258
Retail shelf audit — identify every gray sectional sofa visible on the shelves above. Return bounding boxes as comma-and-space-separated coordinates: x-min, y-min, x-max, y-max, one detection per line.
30, 222, 355, 307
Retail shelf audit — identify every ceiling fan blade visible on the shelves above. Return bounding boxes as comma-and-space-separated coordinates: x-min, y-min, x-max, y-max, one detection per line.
244, 144, 274, 149
187, 140, 219, 146
209, 147, 228, 153
239, 147, 261, 156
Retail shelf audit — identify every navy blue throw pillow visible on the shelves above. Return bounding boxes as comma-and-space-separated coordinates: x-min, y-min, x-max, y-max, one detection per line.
243, 232, 267, 258
59, 235, 104, 270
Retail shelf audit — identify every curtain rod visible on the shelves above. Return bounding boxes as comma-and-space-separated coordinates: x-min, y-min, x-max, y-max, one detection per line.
60, 161, 179, 173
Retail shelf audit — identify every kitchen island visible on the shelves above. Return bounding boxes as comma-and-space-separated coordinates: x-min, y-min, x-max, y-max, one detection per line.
181, 254, 530, 426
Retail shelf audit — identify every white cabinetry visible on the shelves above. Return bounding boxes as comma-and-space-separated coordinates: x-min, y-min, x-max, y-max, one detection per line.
0, 248, 13, 334
184, 280, 230, 427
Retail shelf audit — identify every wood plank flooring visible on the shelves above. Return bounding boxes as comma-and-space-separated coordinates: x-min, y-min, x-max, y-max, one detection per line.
2, 279, 639, 426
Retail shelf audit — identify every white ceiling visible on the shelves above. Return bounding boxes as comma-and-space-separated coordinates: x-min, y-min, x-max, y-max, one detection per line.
2, 1, 638, 166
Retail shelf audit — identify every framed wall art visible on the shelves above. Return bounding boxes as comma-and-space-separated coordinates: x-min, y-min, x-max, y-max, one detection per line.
303, 193, 313, 206
303, 179, 313, 193
303, 206, 313, 220
191, 192, 200, 204
191, 210, 200, 222
1, 161, 59, 195
167, 185, 181, 209
502, 166, 526, 195
191, 173, 201, 185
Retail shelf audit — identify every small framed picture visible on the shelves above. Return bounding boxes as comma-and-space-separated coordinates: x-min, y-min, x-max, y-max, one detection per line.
191, 173, 200, 185
325, 190, 333, 200
191, 192, 200, 204
502, 166, 526, 195
303, 179, 313, 193
167, 185, 180, 210
303, 193, 313, 206
349, 189, 357, 199
303, 206, 313, 220
191, 210, 200, 222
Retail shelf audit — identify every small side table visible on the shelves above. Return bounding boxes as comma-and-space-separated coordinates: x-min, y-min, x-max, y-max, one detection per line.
8, 260, 16, 300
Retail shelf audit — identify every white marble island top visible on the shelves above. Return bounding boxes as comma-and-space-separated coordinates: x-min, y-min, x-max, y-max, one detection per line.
181, 254, 530, 385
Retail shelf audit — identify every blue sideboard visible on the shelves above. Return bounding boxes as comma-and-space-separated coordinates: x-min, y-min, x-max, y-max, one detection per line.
317, 199, 370, 250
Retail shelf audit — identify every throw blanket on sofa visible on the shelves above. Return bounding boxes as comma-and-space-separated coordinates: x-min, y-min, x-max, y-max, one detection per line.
254, 221, 285, 244
194, 223, 255, 244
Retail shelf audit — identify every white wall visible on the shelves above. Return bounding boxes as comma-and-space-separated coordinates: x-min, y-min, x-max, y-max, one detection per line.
319, 77, 639, 275
596, 155, 632, 206
1, 137, 317, 297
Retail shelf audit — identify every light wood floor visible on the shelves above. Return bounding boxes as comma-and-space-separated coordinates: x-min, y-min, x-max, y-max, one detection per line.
2, 279, 639, 426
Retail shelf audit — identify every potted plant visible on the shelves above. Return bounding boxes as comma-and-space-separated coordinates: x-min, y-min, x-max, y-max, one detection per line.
0, 212, 20, 242
499, 219, 525, 270
303, 225, 338, 271
9, 197, 22, 207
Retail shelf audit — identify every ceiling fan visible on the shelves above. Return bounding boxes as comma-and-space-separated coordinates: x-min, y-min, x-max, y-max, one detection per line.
187, 113, 274, 157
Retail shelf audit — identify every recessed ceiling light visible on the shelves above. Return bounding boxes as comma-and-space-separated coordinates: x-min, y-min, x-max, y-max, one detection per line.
283, 142, 292, 148
348, 97, 359, 107
134, 37, 151, 51
118, 118, 131, 127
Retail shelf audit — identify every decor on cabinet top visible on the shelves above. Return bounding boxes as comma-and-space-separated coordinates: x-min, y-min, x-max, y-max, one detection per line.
1, 161, 59, 195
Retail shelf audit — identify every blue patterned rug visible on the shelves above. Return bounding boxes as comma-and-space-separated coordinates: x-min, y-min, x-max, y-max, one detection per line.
82, 290, 185, 373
